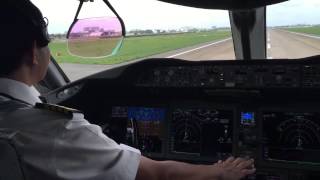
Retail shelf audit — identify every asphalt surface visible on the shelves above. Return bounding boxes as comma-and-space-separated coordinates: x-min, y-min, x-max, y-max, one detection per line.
60, 30, 320, 81
151, 38, 235, 60
268, 29, 320, 59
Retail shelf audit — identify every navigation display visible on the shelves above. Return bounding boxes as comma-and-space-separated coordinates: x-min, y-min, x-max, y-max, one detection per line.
262, 112, 320, 164
170, 108, 233, 158
112, 106, 165, 153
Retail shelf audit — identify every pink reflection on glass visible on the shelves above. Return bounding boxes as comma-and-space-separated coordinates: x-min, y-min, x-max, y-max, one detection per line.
69, 17, 122, 39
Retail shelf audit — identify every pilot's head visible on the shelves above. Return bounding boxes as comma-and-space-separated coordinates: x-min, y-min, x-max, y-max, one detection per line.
0, 0, 51, 85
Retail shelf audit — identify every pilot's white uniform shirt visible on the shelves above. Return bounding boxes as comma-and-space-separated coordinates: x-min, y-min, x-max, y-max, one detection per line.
0, 78, 141, 180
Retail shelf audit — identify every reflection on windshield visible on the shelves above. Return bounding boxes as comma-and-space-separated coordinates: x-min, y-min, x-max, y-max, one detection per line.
33, 0, 234, 81
68, 17, 123, 58
267, 0, 320, 59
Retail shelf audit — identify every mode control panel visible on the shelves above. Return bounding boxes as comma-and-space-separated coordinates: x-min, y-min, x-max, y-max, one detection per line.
135, 60, 320, 89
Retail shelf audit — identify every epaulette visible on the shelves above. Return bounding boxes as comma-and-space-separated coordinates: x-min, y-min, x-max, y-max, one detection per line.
35, 103, 83, 118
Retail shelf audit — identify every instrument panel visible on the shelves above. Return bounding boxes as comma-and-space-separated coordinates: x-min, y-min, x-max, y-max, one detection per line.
108, 104, 320, 161
53, 57, 320, 180
108, 104, 320, 179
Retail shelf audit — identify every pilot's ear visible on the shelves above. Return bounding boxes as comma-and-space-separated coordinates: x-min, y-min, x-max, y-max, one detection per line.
23, 41, 37, 66
31, 41, 39, 65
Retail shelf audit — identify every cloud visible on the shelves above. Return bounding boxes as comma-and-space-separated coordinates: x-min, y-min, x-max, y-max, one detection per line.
267, 0, 320, 26
32, 0, 320, 33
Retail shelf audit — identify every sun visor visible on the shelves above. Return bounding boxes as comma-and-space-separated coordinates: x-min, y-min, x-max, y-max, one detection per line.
157, 0, 288, 10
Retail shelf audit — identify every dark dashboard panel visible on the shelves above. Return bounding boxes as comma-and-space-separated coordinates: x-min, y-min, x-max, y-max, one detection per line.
136, 64, 300, 88
50, 57, 320, 180
133, 59, 320, 89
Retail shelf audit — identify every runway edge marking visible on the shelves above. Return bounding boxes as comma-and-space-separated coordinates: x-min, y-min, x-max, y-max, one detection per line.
279, 29, 320, 40
166, 38, 232, 58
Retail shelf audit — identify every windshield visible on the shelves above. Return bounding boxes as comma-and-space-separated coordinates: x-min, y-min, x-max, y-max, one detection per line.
267, 0, 320, 59
32, 0, 234, 81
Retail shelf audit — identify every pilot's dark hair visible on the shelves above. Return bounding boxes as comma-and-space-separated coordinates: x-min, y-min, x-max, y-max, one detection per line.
0, 0, 50, 76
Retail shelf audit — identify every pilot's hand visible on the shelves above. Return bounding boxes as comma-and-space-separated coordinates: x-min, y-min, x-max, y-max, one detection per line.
214, 157, 256, 180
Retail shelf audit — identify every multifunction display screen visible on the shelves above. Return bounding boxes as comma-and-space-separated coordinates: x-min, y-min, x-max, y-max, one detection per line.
112, 106, 165, 153
262, 112, 320, 164
170, 108, 234, 158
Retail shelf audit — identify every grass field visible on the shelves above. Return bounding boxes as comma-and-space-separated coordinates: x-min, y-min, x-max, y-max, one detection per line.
284, 26, 320, 36
68, 38, 121, 57
50, 30, 231, 65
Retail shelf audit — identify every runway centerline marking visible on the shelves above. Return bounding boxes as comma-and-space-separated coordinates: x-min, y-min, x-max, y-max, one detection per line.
166, 38, 232, 58
267, 43, 271, 49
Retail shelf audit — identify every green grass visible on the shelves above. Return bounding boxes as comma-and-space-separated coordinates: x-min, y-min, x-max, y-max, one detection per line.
68, 38, 121, 57
50, 30, 231, 65
284, 26, 320, 36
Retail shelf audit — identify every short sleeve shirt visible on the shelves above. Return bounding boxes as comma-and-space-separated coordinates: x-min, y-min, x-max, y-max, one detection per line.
0, 78, 141, 180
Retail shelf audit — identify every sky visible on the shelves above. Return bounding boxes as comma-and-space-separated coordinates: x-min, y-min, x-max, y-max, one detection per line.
32, 0, 320, 34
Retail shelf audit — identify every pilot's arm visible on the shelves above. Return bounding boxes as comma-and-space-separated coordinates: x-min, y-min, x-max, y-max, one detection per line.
136, 156, 255, 180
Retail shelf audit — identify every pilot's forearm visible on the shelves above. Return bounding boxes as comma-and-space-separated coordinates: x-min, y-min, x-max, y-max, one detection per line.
136, 156, 255, 180
159, 160, 221, 180
136, 156, 221, 180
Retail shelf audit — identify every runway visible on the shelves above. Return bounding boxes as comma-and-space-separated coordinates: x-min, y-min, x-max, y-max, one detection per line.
267, 29, 320, 59
60, 29, 320, 81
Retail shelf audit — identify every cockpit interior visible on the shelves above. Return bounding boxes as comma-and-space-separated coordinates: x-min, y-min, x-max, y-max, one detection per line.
46, 56, 320, 180
4, 0, 320, 179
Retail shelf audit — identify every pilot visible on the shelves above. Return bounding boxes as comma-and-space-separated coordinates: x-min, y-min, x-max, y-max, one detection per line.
0, 0, 255, 180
